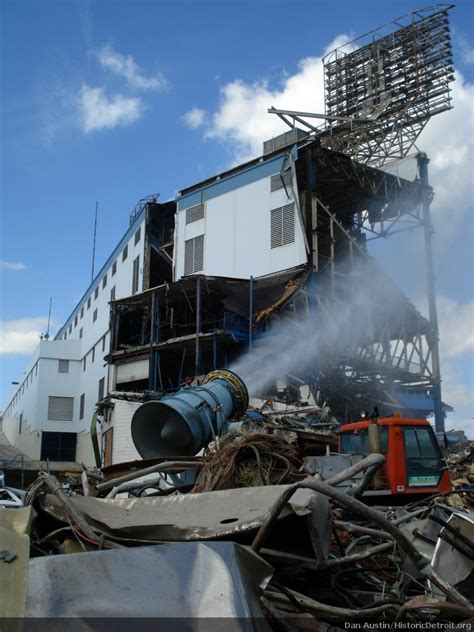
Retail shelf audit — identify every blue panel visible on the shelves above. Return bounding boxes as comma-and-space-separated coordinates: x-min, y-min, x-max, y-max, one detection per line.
177, 154, 288, 211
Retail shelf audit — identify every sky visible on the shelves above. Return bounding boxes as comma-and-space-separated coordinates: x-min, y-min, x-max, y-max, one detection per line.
1, 0, 473, 435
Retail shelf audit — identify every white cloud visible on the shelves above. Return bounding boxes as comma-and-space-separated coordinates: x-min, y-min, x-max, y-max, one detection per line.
183, 107, 206, 129
0, 317, 53, 355
97, 45, 168, 91
78, 84, 142, 133
458, 35, 474, 65
416, 70, 474, 227
0, 260, 26, 271
200, 35, 473, 227
204, 34, 352, 163
437, 296, 474, 361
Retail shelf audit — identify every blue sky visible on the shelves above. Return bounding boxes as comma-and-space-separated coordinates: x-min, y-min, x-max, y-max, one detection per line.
1, 0, 473, 434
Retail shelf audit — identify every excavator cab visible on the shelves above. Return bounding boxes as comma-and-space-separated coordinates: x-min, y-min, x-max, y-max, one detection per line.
338, 418, 452, 498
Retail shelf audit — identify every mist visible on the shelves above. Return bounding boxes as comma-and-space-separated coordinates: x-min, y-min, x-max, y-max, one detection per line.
231, 258, 415, 398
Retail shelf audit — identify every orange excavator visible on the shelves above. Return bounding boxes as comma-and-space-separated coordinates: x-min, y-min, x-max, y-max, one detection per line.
337, 415, 452, 499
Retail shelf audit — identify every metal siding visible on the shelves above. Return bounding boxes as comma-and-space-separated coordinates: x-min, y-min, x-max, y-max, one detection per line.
282, 203, 295, 245
271, 208, 283, 249
194, 234, 204, 272
184, 239, 194, 275
177, 154, 287, 210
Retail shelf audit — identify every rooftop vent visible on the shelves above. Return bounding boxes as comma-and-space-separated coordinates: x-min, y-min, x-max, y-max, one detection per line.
263, 128, 309, 155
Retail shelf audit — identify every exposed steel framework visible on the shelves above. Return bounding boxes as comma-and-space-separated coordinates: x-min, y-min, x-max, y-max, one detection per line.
270, 4, 454, 169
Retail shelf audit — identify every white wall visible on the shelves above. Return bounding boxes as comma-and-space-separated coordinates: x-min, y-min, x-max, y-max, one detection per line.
101, 399, 142, 465
175, 173, 307, 280
2, 216, 147, 466
2, 340, 82, 459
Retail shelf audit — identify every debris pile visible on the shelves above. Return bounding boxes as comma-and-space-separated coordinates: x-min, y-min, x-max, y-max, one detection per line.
2, 419, 473, 627
447, 441, 474, 485
1, 373, 473, 624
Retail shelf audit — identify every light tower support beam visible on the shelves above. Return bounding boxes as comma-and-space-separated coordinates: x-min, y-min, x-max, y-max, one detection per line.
418, 153, 444, 432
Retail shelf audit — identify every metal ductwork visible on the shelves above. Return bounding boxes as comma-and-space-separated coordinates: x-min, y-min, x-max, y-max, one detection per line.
131, 369, 249, 458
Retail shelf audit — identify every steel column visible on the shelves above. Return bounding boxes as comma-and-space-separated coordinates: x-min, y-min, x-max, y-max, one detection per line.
418, 153, 444, 432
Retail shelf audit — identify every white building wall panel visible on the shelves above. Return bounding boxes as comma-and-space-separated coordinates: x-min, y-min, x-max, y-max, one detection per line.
116, 360, 149, 384
103, 399, 142, 464
175, 175, 307, 280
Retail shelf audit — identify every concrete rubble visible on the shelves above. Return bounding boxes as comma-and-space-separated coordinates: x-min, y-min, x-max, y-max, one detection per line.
1, 402, 473, 629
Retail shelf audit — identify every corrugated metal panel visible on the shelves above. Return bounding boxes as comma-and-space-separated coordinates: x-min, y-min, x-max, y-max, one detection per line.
184, 235, 204, 275
47, 397, 74, 421
194, 234, 204, 272
271, 203, 295, 249
271, 208, 283, 249
270, 171, 291, 193
282, 203, 295, 245
185, 203, 204, 225
263, 128, 309, 155
184, 239, 194, 275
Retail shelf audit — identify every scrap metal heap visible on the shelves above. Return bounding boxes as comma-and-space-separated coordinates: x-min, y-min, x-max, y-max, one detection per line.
2, 371, 473, 626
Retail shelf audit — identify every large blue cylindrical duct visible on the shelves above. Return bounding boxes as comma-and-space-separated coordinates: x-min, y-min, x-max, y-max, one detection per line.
131, 370, 249, 458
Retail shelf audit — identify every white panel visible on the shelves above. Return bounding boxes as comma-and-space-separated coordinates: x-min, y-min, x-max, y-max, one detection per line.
116, 359, 149, 383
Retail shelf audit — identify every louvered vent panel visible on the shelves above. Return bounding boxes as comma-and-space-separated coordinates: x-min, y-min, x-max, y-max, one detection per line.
270, 171, 292, 193
194, 234, 204, 272
271, 203, 295, 249
282, 203, 295, 245
184, 239, 194, 275
58, 360, 69, 373
184, 235, 204, 274
271, 208, 283, 249
48, 396, 74, 421
185, 203, 205, 224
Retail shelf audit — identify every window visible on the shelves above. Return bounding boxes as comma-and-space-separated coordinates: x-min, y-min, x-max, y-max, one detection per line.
403, 426, 443, 487
69, 324, 72, 334
112, 261, 117, 276
40, 432, 77, 462
110, 286, 116, 301
271, 203, 295, 249
185, 203, 205, 225
102, 335, 106, 351
58, 360, 69, 373
102, 274, 107, 289
132, 256, 140, 294
94, 286, 99, 300
83, 357, 86, 371
122, 244, 128, 261
270, 171, 292, 193
184, 235, 204, 275
134, 227, 141, 245
79, 328, 83, 339
79, 394, 85, 420
74, 316, 78, 327
35, 363, 38, 376
64, 333, 67, 340
80, 307, 84, 319
47, 396, 74, 421
98, 377, 105, 401
92, 346, 95, 363
19, 413, 22, 435
93, 309, 98, 322
87, 296, 91, 309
